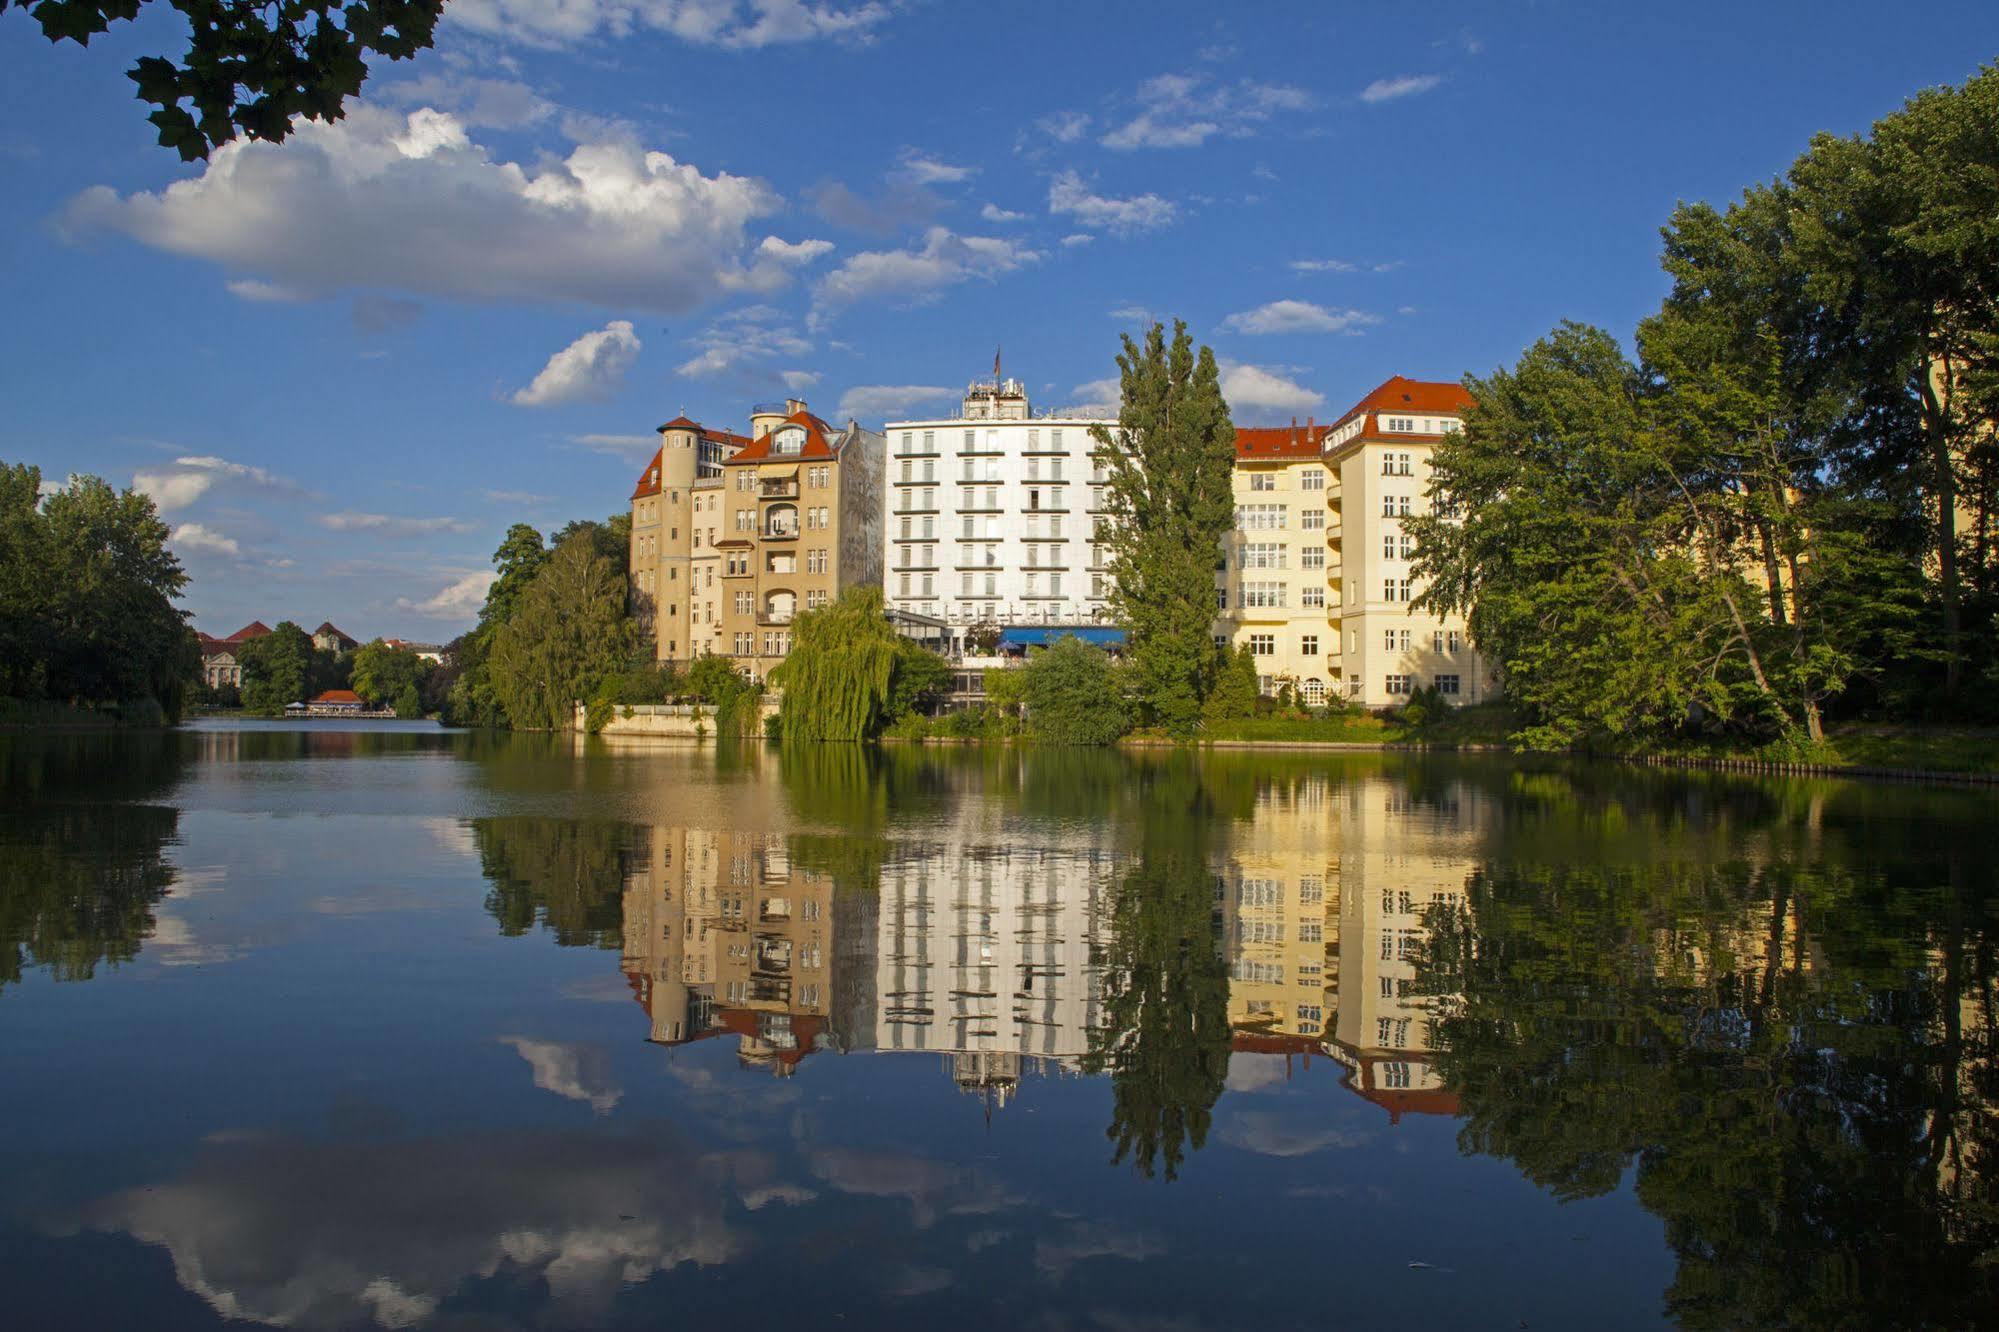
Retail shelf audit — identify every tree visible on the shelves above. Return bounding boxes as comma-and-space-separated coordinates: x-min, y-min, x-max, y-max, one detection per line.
1202, 643, 1257, 725
1021, 635, 1129, 745
1092, 321, 1237, 737
486, 533, 634, 731
963, 620, 1003, 656
3, 0, 444, 161
885, 638, 952, 722
237, 620, 312, 715
772, 585, 907, 742
349, 638, 428, 708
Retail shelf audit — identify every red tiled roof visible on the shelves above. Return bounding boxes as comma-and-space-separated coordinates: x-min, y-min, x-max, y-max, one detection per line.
1235, 423, 1332, 460
724, 411, 840, 464
1330, 376, 1476, 438
313, 622, 353, 641
632, 448, 664, 500
656, 415, 701, 431
225, 621, 272, 642
311, 689, 364, 705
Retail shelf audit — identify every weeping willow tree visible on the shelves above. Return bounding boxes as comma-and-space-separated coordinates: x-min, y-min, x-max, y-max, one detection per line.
771, 585, 904, 741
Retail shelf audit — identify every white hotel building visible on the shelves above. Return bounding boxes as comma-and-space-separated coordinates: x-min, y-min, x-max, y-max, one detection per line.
884, 376, 1119, 652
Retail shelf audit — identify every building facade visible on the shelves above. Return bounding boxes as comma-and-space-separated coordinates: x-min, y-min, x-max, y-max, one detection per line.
628, 400, 883, 677
1214, 423, 1338, 704
883, 377, 1119, 655
1322, 377, 1492, 708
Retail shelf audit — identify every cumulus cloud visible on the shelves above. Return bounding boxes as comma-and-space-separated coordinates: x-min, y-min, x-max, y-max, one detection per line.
814, 227, 1040, 313
378, 70, 553, 128
979, 202, 1027, 223
675, 304, 809, 378
500, 1037, 623, 1115
321, 512, 475, 536
1220, 300, 1379, 335
895, 147, 976, 185
398, 571, 498, 619
133, 455, 296, 512
780, 369, 821, 391
1219, 1110, 1373, 1157
1059, 233, 1094, 248
1067, 376, 1121, 415
1034, 110, 1091, 143
169, 523, 241, 558
447, 0, 891, 49
1360, 73, 1443, 103
836, 384, 958, 423
756, 235, 834, 267
1219, 360, 1325, 415
64, 106, 784, 313
224, 278, 307, 303
511, 320, 642, 406
1047, 171, 1176, 236
1099, 72, 1315, 150
1108, 304, 1151, 321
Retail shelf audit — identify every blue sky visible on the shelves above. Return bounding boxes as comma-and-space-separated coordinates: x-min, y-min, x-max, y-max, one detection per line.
3, 2, 1994, 640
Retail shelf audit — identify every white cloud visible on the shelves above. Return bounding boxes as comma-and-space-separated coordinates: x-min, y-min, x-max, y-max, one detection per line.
1059, 233, 1094, 248
170, 523, 241, 557
484, 489, 552, 505
1034, 110, 1091, 143
1220, 1111, 1373, 1157
1067, 376, 1121, 415
397, 571, 498, 619
780, 369, 821, 391
568, 432, 659, 458
1290, 257, 1402, 274
1219, 359, 1325, 415
320, 512, 475, 536
1108, 304, 1150, 321
1047, 171, 1176, 236
511, 320, 642, 407
1220, 300, 1379, 335
379, 71, 553, 129
65, 105, 784, 313
446, 0, 891, 49
499, 1037, 622, 1115
896, 147, 976, 185
674, 304, 810, 378
1099, 72, 1315, 150
757, 235, 833, 266
1360, 73, 1443, 104
133, 455, 295, 512
814, 227, 1040, 313
979, 202, 1027, 223
836, 384, 959, 423
224, 278, 307, 303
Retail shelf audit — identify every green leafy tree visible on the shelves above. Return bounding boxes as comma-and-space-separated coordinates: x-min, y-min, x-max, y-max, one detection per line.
1202, 643, 1257, 725
963, 620, 1003, 656
486, 533, 634, 731
884, 638, 952, 721
772, 585, 910, 742
1021, 635, 1129, 745
3, 0, 444, 161
237, 620, 312, 715
1092, 321, 1237, 736
685, 653, 761, 735
349, 638, 428, 707
472, 817, 635, 949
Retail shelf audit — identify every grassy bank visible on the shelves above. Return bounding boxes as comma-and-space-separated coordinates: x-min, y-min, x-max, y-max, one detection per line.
1634, 725, 1999, 777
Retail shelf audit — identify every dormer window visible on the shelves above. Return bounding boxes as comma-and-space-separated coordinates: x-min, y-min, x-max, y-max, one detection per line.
1387, 416, 1415, 433
774, 427, 805, 456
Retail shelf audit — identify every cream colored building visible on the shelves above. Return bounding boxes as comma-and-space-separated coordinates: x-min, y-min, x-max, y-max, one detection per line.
1215, 423, 1340, 704
1322, 377, 1495, 709
628, 399, 884, 677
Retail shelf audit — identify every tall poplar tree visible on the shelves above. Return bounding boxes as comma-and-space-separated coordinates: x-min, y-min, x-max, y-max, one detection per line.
1091, 321, 1237, 737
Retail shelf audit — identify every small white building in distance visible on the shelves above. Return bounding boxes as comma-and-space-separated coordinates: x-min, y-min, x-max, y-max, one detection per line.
883, 373, 1120, 655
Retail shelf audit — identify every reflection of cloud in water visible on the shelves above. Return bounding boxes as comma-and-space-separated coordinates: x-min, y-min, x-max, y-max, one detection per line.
422, 817, 479, 861
884, 1264, 955, 1297
58, 1129, 744, 1329
146, 910, 245, 967
1222, 1052, 1292, 1095
809, 1147, 1020, 1229
1034, 1221, 1164, 1282
1219, 1110, 1373, 1158
499, 1036, 623, 1115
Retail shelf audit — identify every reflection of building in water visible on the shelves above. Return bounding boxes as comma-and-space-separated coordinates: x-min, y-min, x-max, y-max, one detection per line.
876, 840, 1116, 1109
1221, 772, 1489, 1122
621, 828, 847, 1075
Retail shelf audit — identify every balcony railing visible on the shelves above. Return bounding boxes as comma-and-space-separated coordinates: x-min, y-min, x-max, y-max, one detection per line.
758, 611, 794, 626
760, 479, 798, 499
763, 523, 798, 540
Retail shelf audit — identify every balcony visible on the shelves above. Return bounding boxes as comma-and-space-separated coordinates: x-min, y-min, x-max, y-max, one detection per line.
763, 522, 799, 541
759, 479, 798, 499
757, 611, 794, 626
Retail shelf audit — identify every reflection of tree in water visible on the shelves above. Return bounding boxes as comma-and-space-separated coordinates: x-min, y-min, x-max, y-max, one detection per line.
1422, 852, 1999, 1327
1084, 754, 1233, 1182
473, 818, 639, 949
0, 732, 187, 990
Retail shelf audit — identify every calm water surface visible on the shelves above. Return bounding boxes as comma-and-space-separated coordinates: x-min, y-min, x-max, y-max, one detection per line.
2, 721, 1995, 1330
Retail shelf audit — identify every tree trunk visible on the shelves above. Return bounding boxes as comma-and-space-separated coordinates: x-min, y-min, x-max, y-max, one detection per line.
1920, 360, 1963, 694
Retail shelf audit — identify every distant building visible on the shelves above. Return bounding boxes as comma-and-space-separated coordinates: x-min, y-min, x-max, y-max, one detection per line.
628, 399, 884, 679
883, 374, 1120, 654
311, 622, 358, 656
195, 620, 271, 689
308, 689, 364, 712
381, 638, 445, 664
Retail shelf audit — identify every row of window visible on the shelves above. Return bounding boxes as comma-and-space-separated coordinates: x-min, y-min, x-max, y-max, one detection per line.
897, 428, 1101, 455
1247, 469, 1328, 492
1382, 674, 1461, 695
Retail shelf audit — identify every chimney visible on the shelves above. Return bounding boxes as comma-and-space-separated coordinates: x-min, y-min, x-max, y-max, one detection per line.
1290, 415, 1298, 446
1306, 415, 1314, 441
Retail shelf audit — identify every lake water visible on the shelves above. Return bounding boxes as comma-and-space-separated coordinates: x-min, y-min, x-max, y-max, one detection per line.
2, 720, 1995, 1330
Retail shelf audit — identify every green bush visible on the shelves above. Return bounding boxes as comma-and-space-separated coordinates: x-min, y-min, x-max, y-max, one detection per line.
1023, 636, 1130, 746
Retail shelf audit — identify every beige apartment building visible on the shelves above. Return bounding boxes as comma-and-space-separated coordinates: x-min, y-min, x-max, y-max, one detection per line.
1322, 377, 1493, 709
628, 399, 884, 677
1215, 423, 1338, 704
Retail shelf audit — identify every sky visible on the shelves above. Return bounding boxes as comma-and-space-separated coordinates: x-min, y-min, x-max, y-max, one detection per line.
3, 2, 1995, 641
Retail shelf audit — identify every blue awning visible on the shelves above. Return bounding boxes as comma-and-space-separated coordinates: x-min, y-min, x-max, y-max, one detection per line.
996, 626, 1127, 649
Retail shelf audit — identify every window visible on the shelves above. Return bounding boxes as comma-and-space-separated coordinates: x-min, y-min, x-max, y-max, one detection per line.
1235, 503, 1287, 531
1298, 921, 1323, 944
1399, 578, 1412, 601
1302, 546, 1325, 570
1248, 633, 1276, 655
1050, 573, 1062, 597
922, 430, 935, 452
900, 460, 912, 483
1385, 674, 1412, 695
1237, 877, 1279, 907
1301, 509, 1325, 530
1298, 875, 1324, 904
1387, 416, 1414, 433
1383, 579, 1397, 602
1240, 541, 1286, 570
900, 431, 913, 451
1437, 674, 1461, 695
1240, 582, 1287, 609
1301, 634, 1319, 656
1399, 533, 1414, 559
1250, 472, 1277, 491
1301, 586, 1324, 609
1447, 629, 1461, 652
1301, 468, 1325, 491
